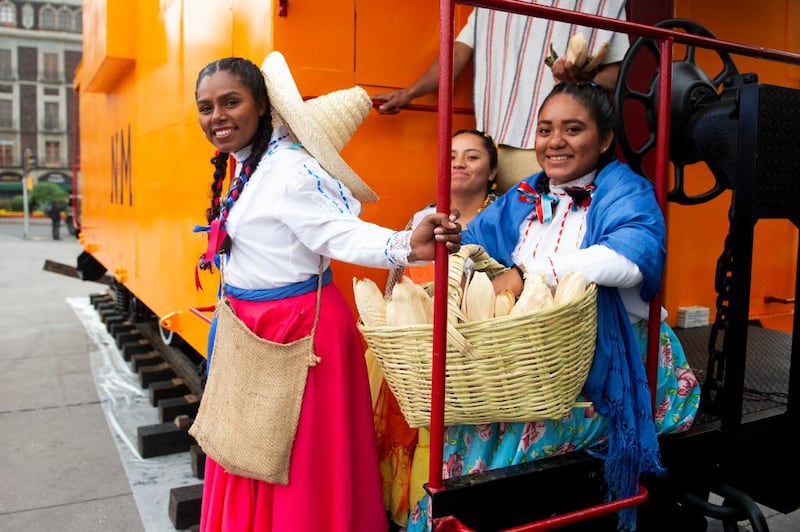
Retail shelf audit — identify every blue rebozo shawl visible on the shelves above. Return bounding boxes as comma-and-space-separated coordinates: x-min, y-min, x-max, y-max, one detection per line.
462, 160, 666, 531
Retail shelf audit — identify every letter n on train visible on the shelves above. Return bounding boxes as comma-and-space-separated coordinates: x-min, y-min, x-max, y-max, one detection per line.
110, 125, 132, 206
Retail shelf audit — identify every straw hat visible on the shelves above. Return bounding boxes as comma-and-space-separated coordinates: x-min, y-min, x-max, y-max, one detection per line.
261, 51, 378, 203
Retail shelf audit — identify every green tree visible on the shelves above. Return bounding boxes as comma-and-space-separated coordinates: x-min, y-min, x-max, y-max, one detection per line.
29, 181, 68, 213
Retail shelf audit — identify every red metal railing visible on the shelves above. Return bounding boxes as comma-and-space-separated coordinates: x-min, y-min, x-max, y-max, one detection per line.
427, 0, 800, 529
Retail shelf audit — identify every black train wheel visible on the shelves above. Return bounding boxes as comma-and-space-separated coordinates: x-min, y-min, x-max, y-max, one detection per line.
614, 19, 738, 205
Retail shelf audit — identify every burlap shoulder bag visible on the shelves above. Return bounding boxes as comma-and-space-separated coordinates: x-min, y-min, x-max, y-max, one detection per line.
189, 262, 323, 485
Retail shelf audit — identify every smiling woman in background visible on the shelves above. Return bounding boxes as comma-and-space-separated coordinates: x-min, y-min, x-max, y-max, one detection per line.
375, 128, 499, 528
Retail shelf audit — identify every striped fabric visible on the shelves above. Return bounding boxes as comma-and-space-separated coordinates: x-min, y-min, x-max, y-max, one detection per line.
456, 0, 629, 149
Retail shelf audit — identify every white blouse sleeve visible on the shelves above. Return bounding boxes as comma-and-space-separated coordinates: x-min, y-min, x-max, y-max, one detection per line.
523, 244, 643, 289
277, 156, 412, 268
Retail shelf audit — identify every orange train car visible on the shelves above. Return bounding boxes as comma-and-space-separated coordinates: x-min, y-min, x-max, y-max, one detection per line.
74, 0, 798, 355
73, 0, 800, 529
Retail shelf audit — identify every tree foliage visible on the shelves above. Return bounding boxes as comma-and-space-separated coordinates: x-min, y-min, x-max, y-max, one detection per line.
29, 181, 68, 211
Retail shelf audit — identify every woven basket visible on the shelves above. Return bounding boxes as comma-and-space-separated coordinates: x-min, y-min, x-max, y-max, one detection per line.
359, 244, 597, 428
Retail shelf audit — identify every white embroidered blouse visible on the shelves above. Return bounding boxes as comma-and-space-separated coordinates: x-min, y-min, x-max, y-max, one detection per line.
512, 172, 663, 322
222, 126, 413, 290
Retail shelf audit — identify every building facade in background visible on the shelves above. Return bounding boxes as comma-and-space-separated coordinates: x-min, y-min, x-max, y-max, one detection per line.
0, 0, 81, 200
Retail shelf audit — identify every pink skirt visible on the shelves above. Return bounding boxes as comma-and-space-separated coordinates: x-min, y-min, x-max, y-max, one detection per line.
199, 284, 388, 531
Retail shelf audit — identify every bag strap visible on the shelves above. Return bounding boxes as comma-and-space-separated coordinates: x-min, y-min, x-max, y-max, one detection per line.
308, 257, 324, 340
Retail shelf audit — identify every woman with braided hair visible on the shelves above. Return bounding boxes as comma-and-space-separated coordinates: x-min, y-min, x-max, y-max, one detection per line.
192, 53, 461, 531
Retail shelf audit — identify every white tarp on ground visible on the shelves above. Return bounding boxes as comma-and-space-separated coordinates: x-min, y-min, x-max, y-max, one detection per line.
68, 296, 199, 532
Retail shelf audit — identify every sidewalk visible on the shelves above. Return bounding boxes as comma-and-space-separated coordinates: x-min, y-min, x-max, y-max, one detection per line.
0, 220, 144, 531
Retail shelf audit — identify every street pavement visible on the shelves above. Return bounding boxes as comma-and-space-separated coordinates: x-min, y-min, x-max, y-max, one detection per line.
0, 217, 145, 531
1, 216, 799, 532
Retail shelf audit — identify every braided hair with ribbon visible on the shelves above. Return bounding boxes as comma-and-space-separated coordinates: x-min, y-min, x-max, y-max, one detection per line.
193, 57, 274, 289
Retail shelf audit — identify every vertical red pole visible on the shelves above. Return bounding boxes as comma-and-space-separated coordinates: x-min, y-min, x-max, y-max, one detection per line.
429, 0, 455, 493
647, 38, 673, 410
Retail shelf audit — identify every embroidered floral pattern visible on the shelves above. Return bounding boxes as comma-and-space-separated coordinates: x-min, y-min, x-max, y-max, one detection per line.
385, 231, 413, 266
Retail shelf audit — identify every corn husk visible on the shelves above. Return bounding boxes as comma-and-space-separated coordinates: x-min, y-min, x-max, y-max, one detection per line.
386, 276, 433, 326
511, 272, 554, 315
565, 33, 588, 66
582, 41, 609, 72
553, 271, 588, 307
353, 277, 386, 326
463, 271, 495, 322
494, 289, 516, 318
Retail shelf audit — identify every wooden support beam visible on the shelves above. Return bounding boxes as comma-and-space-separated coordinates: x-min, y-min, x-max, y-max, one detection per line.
139, 362, 177, 388
109, 321, 136, 337
149, 378, 191, 407
137, 420, 195, 458
115, 330, 143, 349
123, 340, 154, 361
168, 483, 203, 530
190, 444, 206, 479
130, 351, 163, 372
159, 394, 200, 423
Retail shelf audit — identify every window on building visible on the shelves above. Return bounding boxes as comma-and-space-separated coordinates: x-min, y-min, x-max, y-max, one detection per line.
57, 7, 71, 30
0, 140, 13, 166
0, 1, 15, 27
40, 5, 56, 30
0, 99, 11, 128
44, 140, 61, 165
21, 3, 33, 29
74, 8, 82, 32
0, 49, 11, 79
45, 141, 60, 165
44, 101, 59, 130
43, 52, 59, 82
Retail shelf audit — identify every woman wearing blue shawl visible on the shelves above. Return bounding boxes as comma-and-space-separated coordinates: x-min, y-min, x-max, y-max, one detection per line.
406, 83, 700, 531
